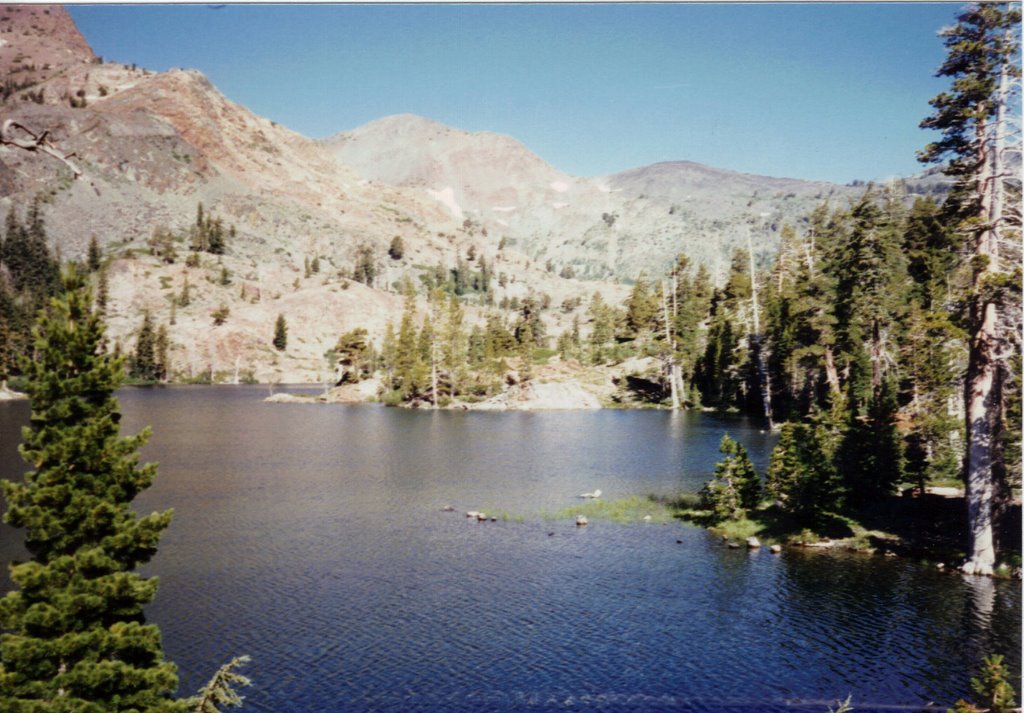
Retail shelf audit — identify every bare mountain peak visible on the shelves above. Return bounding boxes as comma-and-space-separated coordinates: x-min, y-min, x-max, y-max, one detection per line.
0, 5, 95, 78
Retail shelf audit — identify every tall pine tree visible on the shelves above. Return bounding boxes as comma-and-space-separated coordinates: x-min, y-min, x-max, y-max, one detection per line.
918, 2, 1022, 574
0, 270, 185, 711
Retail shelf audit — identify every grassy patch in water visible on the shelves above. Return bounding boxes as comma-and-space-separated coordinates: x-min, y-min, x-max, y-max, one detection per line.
547, 495, 672, 524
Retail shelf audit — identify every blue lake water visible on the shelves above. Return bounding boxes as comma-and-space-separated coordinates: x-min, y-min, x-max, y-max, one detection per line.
0, 386, 1019, 711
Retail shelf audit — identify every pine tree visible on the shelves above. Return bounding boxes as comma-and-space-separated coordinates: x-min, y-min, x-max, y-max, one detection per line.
918, 2, 1022, 575
700, 435, 761, 520
836, 377, 905, 506
87, 234, 102, 272
155, 324, 170, 382
766, 421, 843, 517
625, 271, 657, 335
130, 310, 158, 382
388, 236, 404, 260
0, 270, 185, 711
442, 293, 467, 398
587, 292, 613, 365
380, 321, 397, 391
96, 267, 109, 316
395, 295, 421, 399
273, 313, 288, 351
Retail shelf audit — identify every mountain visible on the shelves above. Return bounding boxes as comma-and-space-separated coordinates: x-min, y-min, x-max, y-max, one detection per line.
326, 116, 866, 281
1, 8, 619, 382
0, 6, 932, 383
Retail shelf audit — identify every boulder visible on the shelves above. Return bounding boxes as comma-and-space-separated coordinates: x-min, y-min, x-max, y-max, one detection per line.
575, 515, 588, 527
769, 544, 782, 554
746, 537, 761, 549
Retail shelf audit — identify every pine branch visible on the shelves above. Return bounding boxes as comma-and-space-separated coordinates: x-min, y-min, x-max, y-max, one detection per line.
191, 655, 253, 713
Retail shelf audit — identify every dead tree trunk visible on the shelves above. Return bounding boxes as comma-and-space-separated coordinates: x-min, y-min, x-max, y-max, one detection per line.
747, 228, 774, 429
1, 119, 81, 177
662, 279, 680, 410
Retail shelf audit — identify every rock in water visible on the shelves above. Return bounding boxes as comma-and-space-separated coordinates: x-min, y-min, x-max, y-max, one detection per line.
575, 515, 588, 527
746, 537, 761, 549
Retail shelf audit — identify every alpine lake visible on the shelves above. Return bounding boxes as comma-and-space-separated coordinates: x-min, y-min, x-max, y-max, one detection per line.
0, 386, 1019, 712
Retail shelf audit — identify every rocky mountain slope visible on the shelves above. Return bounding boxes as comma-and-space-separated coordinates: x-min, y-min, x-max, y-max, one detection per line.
0, 5, 936, 384
325, 116, 871, 281
1, 6, 621, 383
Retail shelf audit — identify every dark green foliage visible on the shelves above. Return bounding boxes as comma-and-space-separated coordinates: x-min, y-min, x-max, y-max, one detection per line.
903, 197, 958, 310
918, 4, 1021, 186
837, 378, 905, 506
149, 227, 178, 265
87, 234, 102, 272
699, 435, 761, 521
155, 324, 170, 382
587, 292, 614, 364
273, 313, 287, 351
694, 248, 756, 410
0, 201, 63, 380
901, 304, 965, 491
0, 270, 185, 711
332, 328, 374, 383
95, 267, 109, 315
189, 202, 231, 255
129, 311, 159, 381
353, 243, 377, 286
766, 421, 843, 516
625, 272, 657, 334
388, 236, 405, 260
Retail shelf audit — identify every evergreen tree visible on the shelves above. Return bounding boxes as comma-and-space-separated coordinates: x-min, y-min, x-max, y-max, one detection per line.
625, 272, 657, 335
0, 270, 185, 711
87, 234, 102, 272
380, 322, 397, 390
673, 258, 713, 401
903, 197, 957, 310
901, 303, 965, 492
699, 435, 761, 521
395, 295, 422, 398
587, 292, 613, 365
694, 248, 756, 410
130, 311, 158, 382
353, 244, 377, 286
155, 324, 170, 382
766, 421, 843, 517
388, 236, 404, 260
836, 377, 905, 506
918, 2, 1021, 574
273, 313, 288, 351
96, 267, 109, 316
442, 293, 467, 397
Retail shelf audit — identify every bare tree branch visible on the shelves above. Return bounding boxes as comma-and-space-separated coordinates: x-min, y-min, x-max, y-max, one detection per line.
1, 119, 81, 178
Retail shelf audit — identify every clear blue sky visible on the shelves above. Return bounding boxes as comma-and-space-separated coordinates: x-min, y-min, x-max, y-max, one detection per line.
68, 3, 962, 184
